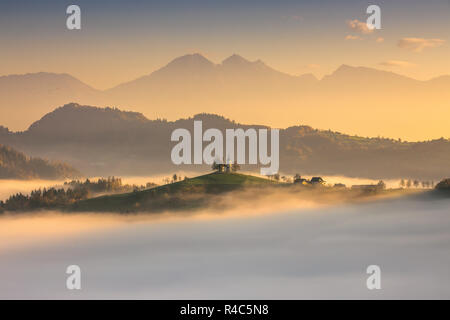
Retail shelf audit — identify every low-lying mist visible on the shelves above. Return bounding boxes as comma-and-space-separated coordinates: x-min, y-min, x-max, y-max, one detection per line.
0, 172, 206, 201
0, 173, 410, 202
0, 179, 66, 201
1, 190, 449, 299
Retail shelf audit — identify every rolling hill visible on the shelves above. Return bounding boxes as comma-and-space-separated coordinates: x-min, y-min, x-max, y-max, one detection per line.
0, 103, 449, 180
72, 172, 276, 213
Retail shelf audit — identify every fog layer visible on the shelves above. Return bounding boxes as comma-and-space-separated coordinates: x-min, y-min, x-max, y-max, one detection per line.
1, 194, 450, 299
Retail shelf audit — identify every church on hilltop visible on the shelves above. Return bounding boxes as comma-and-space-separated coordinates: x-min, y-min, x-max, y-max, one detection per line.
212, 161, 240, 173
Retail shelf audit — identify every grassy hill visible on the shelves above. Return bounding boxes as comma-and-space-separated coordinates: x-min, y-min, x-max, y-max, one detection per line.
71, 172, 277, 213
170, 172, 275, 186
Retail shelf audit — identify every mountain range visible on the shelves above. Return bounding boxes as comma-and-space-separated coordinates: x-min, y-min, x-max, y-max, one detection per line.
1, 53, 449, 140
0, 103, 449, 180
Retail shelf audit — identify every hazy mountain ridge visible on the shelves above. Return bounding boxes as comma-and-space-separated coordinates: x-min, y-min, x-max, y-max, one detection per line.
0, 144, 81, 180
2, 53, 449, 140
0, 103, 449, 180
0, 72, 104, 132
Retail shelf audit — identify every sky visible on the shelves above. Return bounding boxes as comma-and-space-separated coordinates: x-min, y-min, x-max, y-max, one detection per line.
0, 0, 449, 89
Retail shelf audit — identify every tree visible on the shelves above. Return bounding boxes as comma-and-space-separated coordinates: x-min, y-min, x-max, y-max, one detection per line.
400, 179, 405, 188
413, 180, 419, 188
173, 174, 178, 182
435, 178, 450, 190
212, 161, 220, 171
406, 179, 412, 188
268, 173, 280, 181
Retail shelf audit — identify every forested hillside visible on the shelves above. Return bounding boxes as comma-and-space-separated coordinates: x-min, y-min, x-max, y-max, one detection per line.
0, 103, 449, 180
0, 144, 81, 179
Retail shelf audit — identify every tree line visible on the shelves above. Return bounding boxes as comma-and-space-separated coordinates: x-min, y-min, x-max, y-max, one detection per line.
0, 177, 157, 213
399, 179, 435, 189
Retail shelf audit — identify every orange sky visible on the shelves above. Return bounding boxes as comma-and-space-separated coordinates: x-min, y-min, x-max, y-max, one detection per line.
0, 0, 448, 89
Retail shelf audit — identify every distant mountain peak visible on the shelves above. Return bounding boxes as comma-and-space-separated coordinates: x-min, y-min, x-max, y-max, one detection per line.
222, 54, 252, 65
324, 64, 417, 83
165, 53, 215, 69
0, 72, 87, 83
332, 64, 404, 76
221, 54, 271, 70
180, 52, 210, 61
220, 54, 277, 75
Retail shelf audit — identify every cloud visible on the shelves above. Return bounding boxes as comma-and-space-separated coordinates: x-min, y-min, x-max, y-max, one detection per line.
346, 19, 374, 34
376, 37, 384, 43
345, 35, 362, 41
379, 60, 417, 68
397, 37, 445, 52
